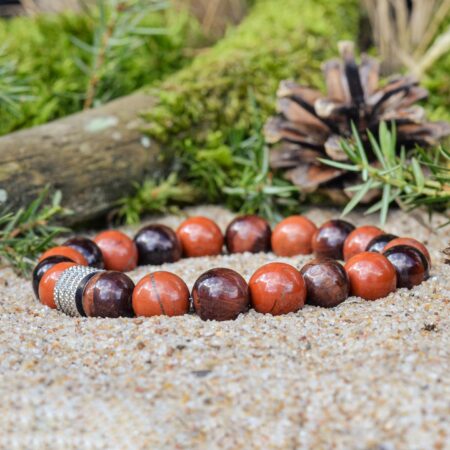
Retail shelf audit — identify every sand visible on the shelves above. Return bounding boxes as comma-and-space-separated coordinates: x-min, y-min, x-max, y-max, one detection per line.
0, 206, 449, 450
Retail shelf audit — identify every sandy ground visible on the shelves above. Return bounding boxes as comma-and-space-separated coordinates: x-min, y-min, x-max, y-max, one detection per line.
0, 206, 449, 450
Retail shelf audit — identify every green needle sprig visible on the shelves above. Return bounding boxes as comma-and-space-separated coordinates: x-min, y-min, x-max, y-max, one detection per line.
223, 129, 300, 225
0, 188, 71, 276
0, 46, 33, 117
320, 122, 450, 226
72, 0, 169, 109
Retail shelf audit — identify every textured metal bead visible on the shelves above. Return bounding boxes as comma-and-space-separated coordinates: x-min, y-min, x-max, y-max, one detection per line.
54, 265, 102, 316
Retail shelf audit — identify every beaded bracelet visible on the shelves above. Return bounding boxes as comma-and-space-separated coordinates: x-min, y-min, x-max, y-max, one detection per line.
32, 215, 431, 321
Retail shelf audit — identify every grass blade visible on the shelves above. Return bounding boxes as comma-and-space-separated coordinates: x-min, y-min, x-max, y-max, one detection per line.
411, 157, 425, 192
342, 179, 374, 217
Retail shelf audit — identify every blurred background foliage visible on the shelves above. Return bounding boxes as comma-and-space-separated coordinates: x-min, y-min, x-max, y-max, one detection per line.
0, 1, 211, 135
0, 0, 448, 226
0, 0, 447, 137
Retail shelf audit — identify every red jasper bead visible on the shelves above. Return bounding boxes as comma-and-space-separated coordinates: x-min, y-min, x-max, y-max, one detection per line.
38, 261, 77, 308
39, 246, 87, 266
132, 271, 190, 317
134, 224, 181, 266
366, 233, 398, 253
63, 236, 104, 268
32, 255, 74, 299
300, 258, 349, 308
225, 215, 271, 254
312, 219, 355, 260
82, 271, 135, 318
384, 237, 431, 267
343, 225, 383, 261
177, 217, 224, 258
249, 262, 306, 315
345, 252, 397, 301
192, 268, 249, 321
383, 245, 429, 289
94, 230, 138, 272
271, 216, 317, 256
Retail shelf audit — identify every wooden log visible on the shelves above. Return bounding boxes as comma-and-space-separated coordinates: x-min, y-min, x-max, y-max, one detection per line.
0, 92, 162, 224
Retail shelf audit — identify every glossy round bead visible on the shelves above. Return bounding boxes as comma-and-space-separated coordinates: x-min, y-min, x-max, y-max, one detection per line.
94, 230, 138, 272
225, 215, 271, 254
63, 236, 104, 268
366, 233, 398, 253
39, 246, 87, 266
383, 245, 429, 289
134, 224, 181, 266
132, 271, 190, 317
312, 219, 355, 260
345, 252, 397, 301
38, 261, 76, 308
32, 256, 74, 299
249, 262, 306, 315
384, 237, 431, 267
192, 268, 249, 321
271, 216, 317, 256
300, 258, 349, 308
177, 217, 224, 258
82, 271, 135, 318
343, 225, 383, 261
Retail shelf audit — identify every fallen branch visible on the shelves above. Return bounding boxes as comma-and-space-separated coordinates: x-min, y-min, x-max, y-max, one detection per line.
0, 92, 162, 224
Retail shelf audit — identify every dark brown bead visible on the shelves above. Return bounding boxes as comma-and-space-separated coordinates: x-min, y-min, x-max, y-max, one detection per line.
32, 256, 74, 299
134, 224, 181, 266
63, 236, 104, 268
192, 268, 249, 321
384, 237, 432, 267
383, 245, 429, 289
82, 271, 135, 318
366, 233, 398, 253
300, 258, 349, 308
225, 215, 271, 254
312, 219, 355, 260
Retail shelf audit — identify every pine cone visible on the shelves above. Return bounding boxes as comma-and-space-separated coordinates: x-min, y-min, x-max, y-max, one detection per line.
265, 41, 450, 203
444, 246, 450, 265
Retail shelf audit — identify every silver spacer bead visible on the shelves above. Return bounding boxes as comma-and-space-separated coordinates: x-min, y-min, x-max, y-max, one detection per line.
54, 265, 102, 317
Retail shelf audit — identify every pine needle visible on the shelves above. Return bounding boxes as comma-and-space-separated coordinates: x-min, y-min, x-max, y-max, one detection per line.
72, 0, 169, 109
0, 46, 33, 117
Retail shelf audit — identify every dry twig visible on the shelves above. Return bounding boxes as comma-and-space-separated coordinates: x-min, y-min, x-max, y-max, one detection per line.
362, 0, 450, 76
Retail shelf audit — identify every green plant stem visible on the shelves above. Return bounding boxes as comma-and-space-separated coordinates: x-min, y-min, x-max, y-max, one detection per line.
363, 166, 449, 199
83, 3, 119, 109
321, 123, 449, 225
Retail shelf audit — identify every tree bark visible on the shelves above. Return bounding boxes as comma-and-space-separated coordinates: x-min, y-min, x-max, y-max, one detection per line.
0, 92, 162, 224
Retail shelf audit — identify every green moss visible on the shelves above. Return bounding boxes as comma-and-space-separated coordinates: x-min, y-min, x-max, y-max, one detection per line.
0, 8, 204, 136
144, 0, 359, 144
